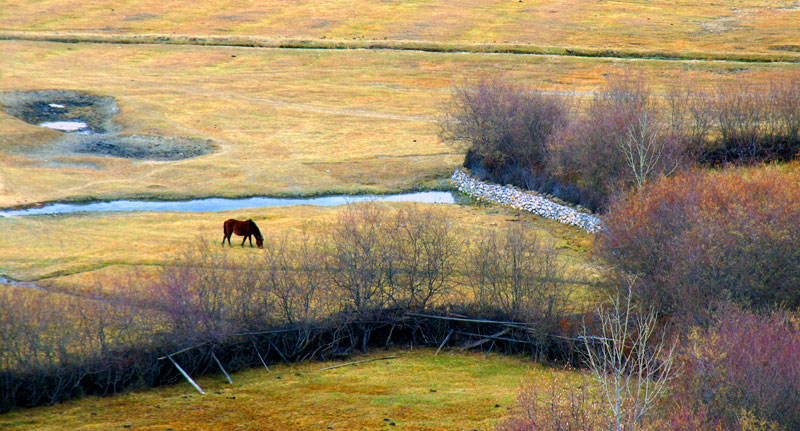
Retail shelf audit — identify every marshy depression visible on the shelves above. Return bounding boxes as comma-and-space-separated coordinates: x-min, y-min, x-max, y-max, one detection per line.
0, 89, 215, 160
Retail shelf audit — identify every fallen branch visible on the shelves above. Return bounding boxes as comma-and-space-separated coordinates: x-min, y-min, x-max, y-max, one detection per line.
157, 342, 208, 361
406, 313, 530, 329
462, 328, 511, 350
166, 355, 205, 395
435, 329, 454, 356
252, 340, 270, 372
317, 356, 397, 372
269, 339, 291, 365
211, 352, 232, 384
455, 330, 542, 345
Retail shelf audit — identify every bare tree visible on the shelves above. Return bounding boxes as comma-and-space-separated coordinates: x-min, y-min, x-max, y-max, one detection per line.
582, 282, 678, 431
323, 203, 393, 314
621, 111, 685, 188
262, 232, 328, 325
385, 206, 460, 309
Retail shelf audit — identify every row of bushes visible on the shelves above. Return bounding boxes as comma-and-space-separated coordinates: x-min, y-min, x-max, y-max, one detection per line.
0, 204, 585, 410
441, 73, 800, 211
157, 204, 576, 343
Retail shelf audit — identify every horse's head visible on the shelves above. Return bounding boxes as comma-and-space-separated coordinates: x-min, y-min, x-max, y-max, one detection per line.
256, 234, 264, 249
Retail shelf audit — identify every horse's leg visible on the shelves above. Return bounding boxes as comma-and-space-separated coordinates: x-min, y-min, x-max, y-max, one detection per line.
241, 235, 248, 247
248, 235, 253, 247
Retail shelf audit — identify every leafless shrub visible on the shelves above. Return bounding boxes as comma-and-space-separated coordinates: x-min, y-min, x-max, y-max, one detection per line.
713, 82, 773, 161
153, 240, 275, 341
548, 74, 691, 210
499, 378, 610, 431
323, 203, 394, 314
464, 224, 569, 322
439, 76, 571, 182
664, 82, 717, 171
385, 206, 460, 309
770, 72, 800, 148
0, 282, 166, 409
621, 110, 686, 188
261, 231, 329, 325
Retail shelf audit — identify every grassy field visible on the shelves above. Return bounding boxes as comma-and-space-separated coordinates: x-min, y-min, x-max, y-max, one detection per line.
0, 201, 597, 291
1, 0, 799, 60
0, 2, 795, 426
0, 348, 586, 431
1, 39, 796, 208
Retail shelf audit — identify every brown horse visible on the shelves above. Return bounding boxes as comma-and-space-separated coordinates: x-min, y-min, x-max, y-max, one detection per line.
222, 219, 263, 248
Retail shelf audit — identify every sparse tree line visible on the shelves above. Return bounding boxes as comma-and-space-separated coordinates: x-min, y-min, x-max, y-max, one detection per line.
0, 204, 582, 412
441, 73, 800, 211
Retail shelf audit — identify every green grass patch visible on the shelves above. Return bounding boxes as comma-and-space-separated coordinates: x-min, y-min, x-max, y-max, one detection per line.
0, 349, 587, 431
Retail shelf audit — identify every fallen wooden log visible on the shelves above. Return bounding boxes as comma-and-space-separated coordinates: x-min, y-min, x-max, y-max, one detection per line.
406, 313, 530, 329
157, 342, 208, 361
435, 329, 454, 356
317, 356, 397, 372
462, 328, 511, 350
166, 355, 205, 395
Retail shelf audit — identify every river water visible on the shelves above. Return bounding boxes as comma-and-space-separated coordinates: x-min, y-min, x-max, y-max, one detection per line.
0, 191, 457, 217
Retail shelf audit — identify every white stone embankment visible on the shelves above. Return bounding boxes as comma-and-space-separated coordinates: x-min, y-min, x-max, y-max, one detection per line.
450, 169, 603, 233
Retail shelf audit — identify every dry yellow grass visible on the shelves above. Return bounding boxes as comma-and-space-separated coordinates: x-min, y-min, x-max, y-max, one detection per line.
1, 40, 796, 208
0, 201, 597, 290
1, 0, 799, 59
0, 348, 586, 431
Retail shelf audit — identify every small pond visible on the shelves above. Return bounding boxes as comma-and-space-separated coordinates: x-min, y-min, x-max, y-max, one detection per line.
0, 191, 457, 217
39, 120, 92, 133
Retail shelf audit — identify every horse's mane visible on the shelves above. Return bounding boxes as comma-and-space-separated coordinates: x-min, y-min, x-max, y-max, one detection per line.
248, 219, 263, 240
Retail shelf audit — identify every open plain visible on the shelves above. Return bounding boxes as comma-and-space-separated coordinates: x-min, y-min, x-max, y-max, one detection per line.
1, 1, 799, 429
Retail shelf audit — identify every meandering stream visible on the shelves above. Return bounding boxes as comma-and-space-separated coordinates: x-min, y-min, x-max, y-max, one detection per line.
0, 191, 457, 217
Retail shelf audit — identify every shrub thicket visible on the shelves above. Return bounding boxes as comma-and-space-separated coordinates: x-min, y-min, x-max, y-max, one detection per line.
599, 166, 800, 325
464, 224, 569, 323
439, 76, 571, 188
442, 73, 800, 211
499, 379, 611, 431
548, 75, 689, 210
667, 307, 800, 430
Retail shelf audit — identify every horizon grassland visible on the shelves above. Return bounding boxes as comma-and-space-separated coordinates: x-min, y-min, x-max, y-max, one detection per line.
1, 1, 799, 430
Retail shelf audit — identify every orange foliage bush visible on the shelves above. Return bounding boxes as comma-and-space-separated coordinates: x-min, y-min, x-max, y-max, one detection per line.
667, 307, 800, 430
599, 165, 800, 324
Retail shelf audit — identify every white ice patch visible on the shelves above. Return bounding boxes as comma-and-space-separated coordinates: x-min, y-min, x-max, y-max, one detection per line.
48, 103, 66, 109
39, 120, 89, 132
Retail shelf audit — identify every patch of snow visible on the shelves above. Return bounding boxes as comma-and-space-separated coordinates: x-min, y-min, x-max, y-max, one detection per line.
39, 120, 89, 132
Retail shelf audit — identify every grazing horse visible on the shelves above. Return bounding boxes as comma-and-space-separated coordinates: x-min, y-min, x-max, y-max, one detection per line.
222, 219, 263, 248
